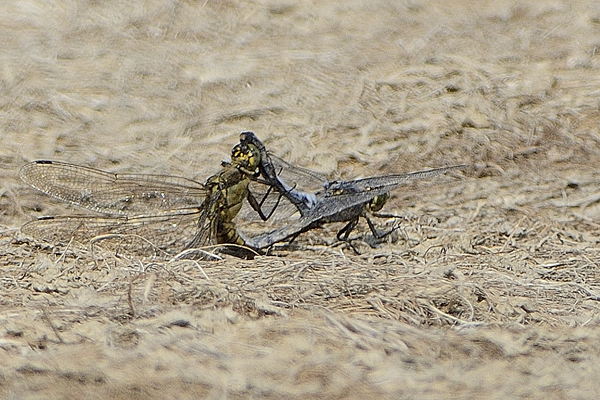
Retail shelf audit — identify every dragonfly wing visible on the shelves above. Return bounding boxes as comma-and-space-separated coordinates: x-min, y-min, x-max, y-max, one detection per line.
324, 165, 467, 195
298, 165, 466, 223
184, 191, 219, 249
21, 212, 202, 254
20, 161, 206, 216
269, 154, 327, 191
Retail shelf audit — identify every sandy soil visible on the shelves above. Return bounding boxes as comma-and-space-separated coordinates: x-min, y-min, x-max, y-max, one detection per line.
1, 0, 600, 398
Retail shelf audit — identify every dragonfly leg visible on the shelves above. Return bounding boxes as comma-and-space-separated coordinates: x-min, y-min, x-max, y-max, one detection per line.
336, 217, 360, 241
287, 230, 303, 245
246, 186, 284, 221
260, 187, 283, 220
367, 213, 403, 239
337, 214, 399, 242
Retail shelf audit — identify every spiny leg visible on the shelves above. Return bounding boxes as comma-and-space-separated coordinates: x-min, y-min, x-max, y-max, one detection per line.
335, 214, 398, 242
246, 187, 282, 221
336, 214, 402, 254
365, 215, 398, 240
246, 165, 296, 221
336, 217, 360, 241
371, 211, 412, 238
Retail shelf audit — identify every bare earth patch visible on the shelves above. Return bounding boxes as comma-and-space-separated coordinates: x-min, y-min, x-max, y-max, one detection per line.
1, 0, 600, 398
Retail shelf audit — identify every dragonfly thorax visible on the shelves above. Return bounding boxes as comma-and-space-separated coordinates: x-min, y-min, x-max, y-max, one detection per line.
368, 193, 389, 212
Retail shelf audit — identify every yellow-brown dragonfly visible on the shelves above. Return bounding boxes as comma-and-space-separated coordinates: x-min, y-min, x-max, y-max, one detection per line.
20, 142, 268, 258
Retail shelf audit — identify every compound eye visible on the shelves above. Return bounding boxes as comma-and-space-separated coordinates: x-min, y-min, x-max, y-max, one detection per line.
249, 154, 259, 169
246, 144, 261, 169
231, 144, 242, 158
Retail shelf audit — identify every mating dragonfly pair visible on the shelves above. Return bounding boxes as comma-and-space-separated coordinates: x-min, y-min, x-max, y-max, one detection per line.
20, 132, 466, 258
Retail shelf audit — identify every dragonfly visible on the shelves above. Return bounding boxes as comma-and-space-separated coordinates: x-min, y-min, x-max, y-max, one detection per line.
238, 131, 467, 250
19, 141, 269, 258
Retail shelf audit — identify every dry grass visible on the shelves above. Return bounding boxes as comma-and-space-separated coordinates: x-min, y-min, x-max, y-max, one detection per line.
2, 0, 600, 398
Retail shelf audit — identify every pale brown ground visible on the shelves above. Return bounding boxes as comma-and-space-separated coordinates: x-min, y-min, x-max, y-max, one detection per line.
1, 0, 600, 398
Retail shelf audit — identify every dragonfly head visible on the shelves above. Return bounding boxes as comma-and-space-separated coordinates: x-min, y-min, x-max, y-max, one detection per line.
369, 193, 389, 212
231, 142, 261, 174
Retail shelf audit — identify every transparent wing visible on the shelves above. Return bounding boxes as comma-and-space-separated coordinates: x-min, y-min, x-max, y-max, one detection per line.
185, 191, 220, 249
270, 154, 327, 192
20, 161, 206, 217
322, 165, 468, 196
21, 211, 203, 255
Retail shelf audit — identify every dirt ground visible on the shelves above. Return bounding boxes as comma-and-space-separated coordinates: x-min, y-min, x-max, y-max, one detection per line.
1, 0, 600, 398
